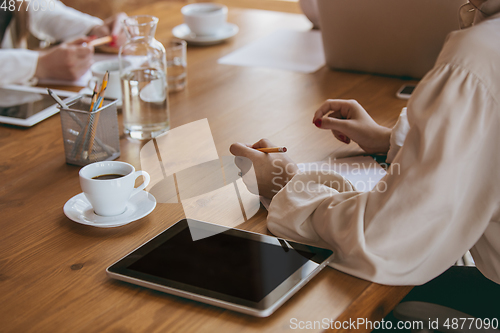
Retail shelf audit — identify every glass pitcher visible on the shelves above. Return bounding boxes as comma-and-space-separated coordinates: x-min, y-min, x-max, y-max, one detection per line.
119, 15, 170, 140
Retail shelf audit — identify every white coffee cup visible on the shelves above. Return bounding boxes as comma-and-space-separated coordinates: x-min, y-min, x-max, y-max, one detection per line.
88, 60, 122, 100
79, 161, 150, 216
181, 3, 228, 36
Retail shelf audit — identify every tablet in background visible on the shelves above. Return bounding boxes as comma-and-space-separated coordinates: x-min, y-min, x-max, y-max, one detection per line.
0, 85, 76, 127
107, 219, 333, 317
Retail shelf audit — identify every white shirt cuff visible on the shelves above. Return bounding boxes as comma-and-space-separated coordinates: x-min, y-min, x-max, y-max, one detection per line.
387, 107, 410, 164
0, 49, 39, 85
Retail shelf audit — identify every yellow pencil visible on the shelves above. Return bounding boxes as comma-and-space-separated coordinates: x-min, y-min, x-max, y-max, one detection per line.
96, 71, 109, 109
88, 36, 113, 47
86, 71, 109, 157
256, 147, 287, 153
73, 83, 99, 159
88, 81, 99, 112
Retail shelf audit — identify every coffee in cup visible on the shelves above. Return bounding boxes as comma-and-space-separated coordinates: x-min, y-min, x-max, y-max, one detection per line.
181, 3, 228, 36
79, 161, 150, 216
92, 174, 125, 180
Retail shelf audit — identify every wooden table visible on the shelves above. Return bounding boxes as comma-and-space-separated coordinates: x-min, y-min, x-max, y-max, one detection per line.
0, 2, 414, 332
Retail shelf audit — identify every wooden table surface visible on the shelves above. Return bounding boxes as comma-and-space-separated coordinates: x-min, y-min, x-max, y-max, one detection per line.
0, 2, 414, 332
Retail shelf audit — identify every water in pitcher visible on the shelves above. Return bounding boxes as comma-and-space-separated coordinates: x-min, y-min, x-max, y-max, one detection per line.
121, 68, 170, 140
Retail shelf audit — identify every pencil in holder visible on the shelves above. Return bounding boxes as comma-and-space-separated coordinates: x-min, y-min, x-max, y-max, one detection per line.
59, 94, 120, 166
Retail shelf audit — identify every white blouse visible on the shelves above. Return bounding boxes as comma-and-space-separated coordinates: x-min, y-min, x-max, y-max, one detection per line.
0, 0, 102, 85
268, 12, 500, 286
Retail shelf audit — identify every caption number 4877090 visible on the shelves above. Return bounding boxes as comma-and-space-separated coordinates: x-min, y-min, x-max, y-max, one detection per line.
1, 0, 56, 11
443, 318, 499, 331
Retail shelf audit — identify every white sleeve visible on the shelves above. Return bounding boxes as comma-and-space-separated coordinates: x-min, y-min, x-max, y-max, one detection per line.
386, 107, 410, 164
29, 0, 103, 43
0, 49, 38, 85
267, 63, 500, 285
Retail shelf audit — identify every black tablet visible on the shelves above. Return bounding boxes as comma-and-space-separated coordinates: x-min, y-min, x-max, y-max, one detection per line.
107, 219, 333, 317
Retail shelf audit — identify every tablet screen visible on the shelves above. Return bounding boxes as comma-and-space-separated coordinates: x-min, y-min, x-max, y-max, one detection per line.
127, 225, 314, 302
107, 219, 333, 316
0, 88, 55, 119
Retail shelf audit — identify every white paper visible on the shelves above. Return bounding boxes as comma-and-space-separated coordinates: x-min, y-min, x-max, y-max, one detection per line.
298, 156, 387, 192
218, 29, 325, 73
260, 156, 387, 209
38, 54, 118, 87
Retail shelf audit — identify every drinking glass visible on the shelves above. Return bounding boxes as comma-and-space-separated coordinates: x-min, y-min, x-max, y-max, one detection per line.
166, 39, 187, 92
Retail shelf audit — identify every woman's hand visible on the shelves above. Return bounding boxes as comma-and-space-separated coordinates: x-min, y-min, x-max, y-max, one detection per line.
35, 37, 94, 81
312, 99, 392, 155
88, 12, 128, 48
230, 139, 298, 199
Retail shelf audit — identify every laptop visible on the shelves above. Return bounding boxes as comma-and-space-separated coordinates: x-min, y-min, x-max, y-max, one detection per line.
317, 0, 463, 79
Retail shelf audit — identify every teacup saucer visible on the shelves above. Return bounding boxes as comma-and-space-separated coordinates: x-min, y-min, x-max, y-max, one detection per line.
63, 191, 156, 228
172, 23, 239, 45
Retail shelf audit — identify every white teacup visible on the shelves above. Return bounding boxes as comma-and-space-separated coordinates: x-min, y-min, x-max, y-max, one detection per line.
79, 161, 150, 216
181, 3, 228, 36
88, 60, 122, 100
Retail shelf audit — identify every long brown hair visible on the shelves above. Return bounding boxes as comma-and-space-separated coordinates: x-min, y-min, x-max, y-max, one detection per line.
12, 2, 29, 48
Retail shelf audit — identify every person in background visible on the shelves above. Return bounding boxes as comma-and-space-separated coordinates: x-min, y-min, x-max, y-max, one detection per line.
0, 0, 126, 85
231, 0, 500, 291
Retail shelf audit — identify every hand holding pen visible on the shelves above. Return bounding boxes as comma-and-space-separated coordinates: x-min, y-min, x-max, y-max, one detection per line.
35, 37, 95, 81
230, 139, 297, 199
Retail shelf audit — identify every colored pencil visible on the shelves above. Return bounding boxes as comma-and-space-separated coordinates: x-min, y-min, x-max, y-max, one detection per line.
88, 36, 113, 47
256, 147, 287, 153
85, 71, 109, 159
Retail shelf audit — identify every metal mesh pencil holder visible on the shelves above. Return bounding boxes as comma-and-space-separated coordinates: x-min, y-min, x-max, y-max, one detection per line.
59, 94, 120, 166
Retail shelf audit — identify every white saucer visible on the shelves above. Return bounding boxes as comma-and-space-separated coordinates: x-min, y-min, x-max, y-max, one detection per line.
172, 23, 239, 45
64, 191, 156, 228
78, 87, 122, 108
